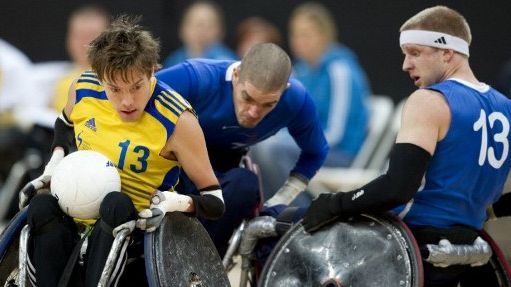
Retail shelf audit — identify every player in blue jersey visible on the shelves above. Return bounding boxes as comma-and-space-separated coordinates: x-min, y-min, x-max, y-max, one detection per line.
301, 6, 511, 286
156, 43, 329, 256
19, 16, 224, 286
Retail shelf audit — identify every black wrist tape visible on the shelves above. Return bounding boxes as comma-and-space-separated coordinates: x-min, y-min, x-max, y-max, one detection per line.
189, 194, 225, 220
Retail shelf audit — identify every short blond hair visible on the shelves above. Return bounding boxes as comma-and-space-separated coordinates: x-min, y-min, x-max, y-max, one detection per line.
400, 5, 471, 44
238, 43, 291, 92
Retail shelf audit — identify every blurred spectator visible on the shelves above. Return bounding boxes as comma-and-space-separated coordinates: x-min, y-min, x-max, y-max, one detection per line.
0, 38, 36, 181
163, 0, 237, 68
235, 16, 283, 58
52, 4, 110, 114
0, 38, 34, 123
0, 5, 109, 219
251, 2, 371, 199
12, 4, 109, 129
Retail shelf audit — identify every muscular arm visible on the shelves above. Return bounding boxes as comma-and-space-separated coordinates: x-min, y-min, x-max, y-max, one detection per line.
396, 89, 450, 154
164, 110, 224, 218
335, 89, 450, 213
304, 90, 450, 230
166, 111, 217, 189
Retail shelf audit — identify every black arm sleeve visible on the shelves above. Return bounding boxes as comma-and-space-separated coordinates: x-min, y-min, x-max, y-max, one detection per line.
189, 185, 225, 220
51, 113, 76, 155
330, 143, 431, 215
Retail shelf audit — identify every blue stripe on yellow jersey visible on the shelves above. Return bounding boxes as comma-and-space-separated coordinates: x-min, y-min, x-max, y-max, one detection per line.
71, 72, 193, 215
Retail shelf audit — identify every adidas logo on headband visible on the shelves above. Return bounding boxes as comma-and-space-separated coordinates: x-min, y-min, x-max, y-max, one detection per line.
400, 30, 469, 56
434, 36, 447, 45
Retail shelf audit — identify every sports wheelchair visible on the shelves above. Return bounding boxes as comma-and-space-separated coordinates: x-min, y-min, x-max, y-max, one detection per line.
0, 208, 229, 287
224, 212, 511, 287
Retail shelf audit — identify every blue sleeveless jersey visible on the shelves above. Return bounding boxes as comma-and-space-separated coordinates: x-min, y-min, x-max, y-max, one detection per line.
393, 79, 511, 229
156, 59, 328, 180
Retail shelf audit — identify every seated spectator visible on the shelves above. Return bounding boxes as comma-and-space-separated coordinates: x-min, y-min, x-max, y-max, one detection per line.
251, 2, 371, 199
163, 0, 237, 68
235, 16, 282, 58
52, 4, 110, 114
0, 37, 36, 181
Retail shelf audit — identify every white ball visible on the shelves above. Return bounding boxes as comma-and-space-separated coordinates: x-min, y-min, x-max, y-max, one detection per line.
50, 150, 121, 219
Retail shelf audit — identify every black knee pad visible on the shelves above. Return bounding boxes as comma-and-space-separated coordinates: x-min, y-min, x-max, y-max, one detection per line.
99, 192, 137, 227
28, 194, 63, 227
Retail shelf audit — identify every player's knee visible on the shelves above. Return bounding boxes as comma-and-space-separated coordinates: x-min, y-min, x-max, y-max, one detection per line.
100, 192, 137, 227
27, 193, 62, 228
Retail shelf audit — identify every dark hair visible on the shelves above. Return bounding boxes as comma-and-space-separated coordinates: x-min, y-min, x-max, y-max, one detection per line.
88, 15, 160, 82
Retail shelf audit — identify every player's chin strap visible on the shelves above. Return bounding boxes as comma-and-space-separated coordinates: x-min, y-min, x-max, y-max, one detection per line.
424, 236, 492, 267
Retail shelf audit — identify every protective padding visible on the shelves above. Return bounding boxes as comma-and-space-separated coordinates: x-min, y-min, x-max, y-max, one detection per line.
459, 230, 511, 286
144, 212, 229, 287
259, 213, 423, 287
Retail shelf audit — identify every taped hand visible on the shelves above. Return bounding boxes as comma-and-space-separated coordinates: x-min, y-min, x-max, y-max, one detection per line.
136, 191, 191, 232
136, 208, 165, 233
264, 175, 308, 207
19, 148, 65, 209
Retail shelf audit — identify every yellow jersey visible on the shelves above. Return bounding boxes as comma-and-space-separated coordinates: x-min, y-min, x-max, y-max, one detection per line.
71, 71, 193, 212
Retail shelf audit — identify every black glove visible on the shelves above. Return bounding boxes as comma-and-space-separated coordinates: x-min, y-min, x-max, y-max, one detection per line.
302, 193, 342, 233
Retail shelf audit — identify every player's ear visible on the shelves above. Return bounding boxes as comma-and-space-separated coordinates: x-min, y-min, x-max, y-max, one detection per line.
442, 49, 455, 63
232, 67, 239, 84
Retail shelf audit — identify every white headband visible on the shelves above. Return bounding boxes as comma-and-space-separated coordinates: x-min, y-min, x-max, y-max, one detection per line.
400, 30, 470, 57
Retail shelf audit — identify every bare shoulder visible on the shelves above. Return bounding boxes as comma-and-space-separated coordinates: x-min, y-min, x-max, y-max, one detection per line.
397, 89, 451, 154
402, 89, 450, 127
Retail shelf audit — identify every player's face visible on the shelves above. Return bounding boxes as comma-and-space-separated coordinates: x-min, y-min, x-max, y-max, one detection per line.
401, 44, 447, 88
232, 71, 282, 128
102, 69, 153, 122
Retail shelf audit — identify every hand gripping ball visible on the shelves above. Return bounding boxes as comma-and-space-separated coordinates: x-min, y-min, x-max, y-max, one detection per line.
50, 150, 121, 219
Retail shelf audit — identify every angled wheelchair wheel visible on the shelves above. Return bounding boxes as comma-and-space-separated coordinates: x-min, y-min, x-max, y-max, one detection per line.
459, 230, 511, 287
144, 212, 230, 287
259, 213, 423, 287
0, 209, 28, 285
